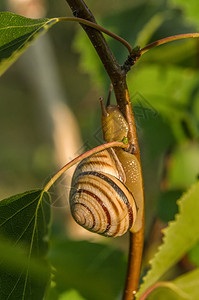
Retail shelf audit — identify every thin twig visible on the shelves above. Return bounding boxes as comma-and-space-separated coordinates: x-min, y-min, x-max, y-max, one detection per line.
57, 17, 133, 54
140, 32, 199, 55
44, 140, 128, 192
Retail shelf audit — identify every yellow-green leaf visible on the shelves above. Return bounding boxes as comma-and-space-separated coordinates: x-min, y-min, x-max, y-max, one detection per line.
137, 181, 199, 298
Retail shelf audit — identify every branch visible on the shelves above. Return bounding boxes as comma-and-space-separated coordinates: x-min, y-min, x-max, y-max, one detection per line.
65, 1, 145, 299
58, 17, 133, 53
64, 0, 135, 133
123, 225, 145, 300
43, 140, 128, 192
65, 0, 123, 83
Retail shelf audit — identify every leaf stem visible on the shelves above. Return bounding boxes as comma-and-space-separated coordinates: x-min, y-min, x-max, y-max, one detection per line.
57, 17, 133, 54
43, 141, 128, 192
140, 33, 199, 55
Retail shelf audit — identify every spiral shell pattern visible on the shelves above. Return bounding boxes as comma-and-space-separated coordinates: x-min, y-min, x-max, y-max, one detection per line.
69, 150, 137, 237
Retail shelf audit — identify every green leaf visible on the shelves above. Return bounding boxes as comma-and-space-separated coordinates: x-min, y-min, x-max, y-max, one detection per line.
49, 239, 126, 300
167, 142, 199, 190
73, 1, 195, 89
0, 12, 58, 76
128, 65, 196, 111
157, 190, 181, 223
140, 39, 198, 70
73, 29, 106, 88
137, 181, 199, 298
127, 65, 199, 142
171, 0, 199, 28
188, 242, 199, 267
0, 189, 51, 300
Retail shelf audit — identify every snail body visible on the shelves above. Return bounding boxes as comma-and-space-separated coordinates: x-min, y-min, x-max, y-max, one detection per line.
69, 102, 143, 237
101, 105, 144, 233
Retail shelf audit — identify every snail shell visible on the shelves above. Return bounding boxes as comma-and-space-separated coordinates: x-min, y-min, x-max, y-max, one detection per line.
69, 149, 137, 237
69, 102, 143, 237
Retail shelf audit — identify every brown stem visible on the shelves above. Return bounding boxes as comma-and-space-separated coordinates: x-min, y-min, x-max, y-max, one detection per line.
43, 140, 128, 192
65, 0, 145, 299
65, 0, 124, 91
123, 225, 145, 300
58, 17, 133, 53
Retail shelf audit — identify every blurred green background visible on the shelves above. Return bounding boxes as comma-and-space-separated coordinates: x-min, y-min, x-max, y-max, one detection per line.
0, 0, 199, 299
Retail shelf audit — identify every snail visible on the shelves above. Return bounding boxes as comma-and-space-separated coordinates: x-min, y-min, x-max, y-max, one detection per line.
69, 97, 143, 237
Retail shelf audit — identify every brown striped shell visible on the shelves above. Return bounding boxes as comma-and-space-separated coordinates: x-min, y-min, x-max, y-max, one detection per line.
69, 149, 137, 237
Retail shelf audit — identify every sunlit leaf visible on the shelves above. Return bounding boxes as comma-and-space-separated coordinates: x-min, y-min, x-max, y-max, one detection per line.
0, 189, 51, 300
137, 181, 199, 298
0, 12, 58, 76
